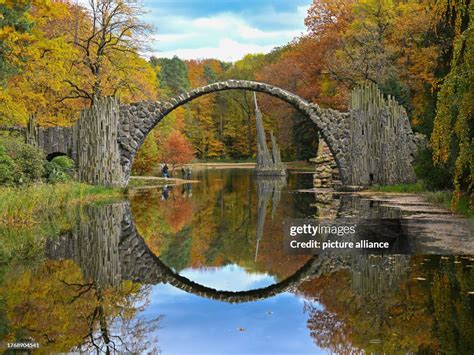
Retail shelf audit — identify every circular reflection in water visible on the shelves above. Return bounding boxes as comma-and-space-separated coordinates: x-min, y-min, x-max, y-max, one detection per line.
129, 168, 316, 292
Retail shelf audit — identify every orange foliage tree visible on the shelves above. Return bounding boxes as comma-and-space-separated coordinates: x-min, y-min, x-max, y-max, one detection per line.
160, 130, 195, 170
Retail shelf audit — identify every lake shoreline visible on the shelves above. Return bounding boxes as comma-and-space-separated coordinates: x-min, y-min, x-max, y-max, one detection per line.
0, 182, 123, 227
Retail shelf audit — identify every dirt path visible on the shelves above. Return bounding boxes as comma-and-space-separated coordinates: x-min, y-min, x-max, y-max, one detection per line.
365, 193, 473, 254
298, 189, 473, 254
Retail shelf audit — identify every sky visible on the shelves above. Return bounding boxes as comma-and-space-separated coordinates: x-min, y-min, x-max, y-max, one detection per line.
143, 0, 311, 62
77, 0, 311, 62
141, 264, 325, 354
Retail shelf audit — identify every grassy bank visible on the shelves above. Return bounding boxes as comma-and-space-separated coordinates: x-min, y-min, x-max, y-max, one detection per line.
368, 182, 426, 193
423, 191, 473, 218
196, 158, 256, 164
0, 182, 123, 227
369, 182, 472, 218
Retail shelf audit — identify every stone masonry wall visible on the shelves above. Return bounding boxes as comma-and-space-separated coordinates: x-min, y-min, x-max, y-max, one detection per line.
26, 116, 77, 161
312, 134, 340, 188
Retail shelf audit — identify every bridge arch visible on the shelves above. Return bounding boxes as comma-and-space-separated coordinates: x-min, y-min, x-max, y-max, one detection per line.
118, 80, 350, 185
119, 215, 350, 303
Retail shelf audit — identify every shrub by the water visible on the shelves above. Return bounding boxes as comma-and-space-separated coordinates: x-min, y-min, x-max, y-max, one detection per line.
0, 136, 45, 185
44, 156, 75, 183
414, 147, 453, 191
0, 145, 15, 185
0, 137, 77, 185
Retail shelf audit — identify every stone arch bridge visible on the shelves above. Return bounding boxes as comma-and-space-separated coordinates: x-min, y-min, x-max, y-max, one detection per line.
27, 80, 417, 187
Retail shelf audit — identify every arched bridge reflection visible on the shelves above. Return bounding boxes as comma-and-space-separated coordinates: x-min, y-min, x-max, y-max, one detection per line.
45, 201, 350, 303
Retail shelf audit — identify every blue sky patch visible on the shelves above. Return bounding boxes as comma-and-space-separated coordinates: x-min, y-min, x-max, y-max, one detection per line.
142, 0, 311, 61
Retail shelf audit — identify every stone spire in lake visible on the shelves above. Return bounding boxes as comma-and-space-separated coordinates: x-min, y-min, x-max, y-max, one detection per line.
254, 92, 286, 176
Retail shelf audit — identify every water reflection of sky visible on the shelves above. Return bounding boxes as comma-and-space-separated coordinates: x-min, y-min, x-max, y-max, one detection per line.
142, 265, 325, 354
181, 264, 277, 291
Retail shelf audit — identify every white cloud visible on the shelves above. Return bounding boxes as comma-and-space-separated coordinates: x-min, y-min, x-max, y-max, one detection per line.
193, 16, 230, 30
151, 38, 278, 62
189, 14, 301, 41
75, 0, 90, 8
75, 2, 309, 61
151, 33, 195, 44
150, 13, 304, 61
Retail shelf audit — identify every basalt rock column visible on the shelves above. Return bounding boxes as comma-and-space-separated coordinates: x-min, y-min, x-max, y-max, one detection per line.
45, 202, 127, 287
254, 93, 286, 176
348, 83, 417, 186
76, 97, 126, 187
25, 115, 37, 146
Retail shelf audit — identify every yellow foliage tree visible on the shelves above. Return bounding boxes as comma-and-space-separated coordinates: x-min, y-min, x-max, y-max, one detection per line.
0, 0, 157, 127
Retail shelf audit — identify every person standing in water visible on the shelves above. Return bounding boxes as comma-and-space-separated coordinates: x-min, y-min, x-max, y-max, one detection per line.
186, 166, 192, 180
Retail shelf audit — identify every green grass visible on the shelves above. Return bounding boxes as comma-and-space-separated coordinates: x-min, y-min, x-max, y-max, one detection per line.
368, 182, 472, 218
0, 183, 123, 280
196, 158, 256, 163
424, 191, 473, 218
0, 182, 123, 227
368, 182, 425, 193
128, 177, 171, 188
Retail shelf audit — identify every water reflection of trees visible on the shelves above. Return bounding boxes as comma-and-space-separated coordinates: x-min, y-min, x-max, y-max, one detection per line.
298, 255, 474, 353
77, 283, 161, 354
2, 202, 162, 353
129, 171, 311, 279
0, 259, 162, 353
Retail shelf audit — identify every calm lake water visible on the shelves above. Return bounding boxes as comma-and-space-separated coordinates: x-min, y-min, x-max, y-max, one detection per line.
1, 168, 473, 354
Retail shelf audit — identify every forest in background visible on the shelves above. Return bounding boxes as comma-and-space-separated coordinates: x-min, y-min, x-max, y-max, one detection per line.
0, 0, 472, 204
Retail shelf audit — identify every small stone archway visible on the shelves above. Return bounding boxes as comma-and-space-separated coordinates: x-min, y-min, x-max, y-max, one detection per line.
45, 152, 70, 162
117, 80, 351, 186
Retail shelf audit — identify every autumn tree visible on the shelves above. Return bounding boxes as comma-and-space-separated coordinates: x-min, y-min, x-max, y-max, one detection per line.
256, 43, 336, 160
184, 59, 226, 158
67, 0, 154, 104
0, 1, 81, 126
431, 1, 473, 207
0, 0, 156, 127
0, 0, 32, 85
160, 129, 195, 170
132, 132, 159, 175
300, 0, 472, 202
217, 54, 268, 158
